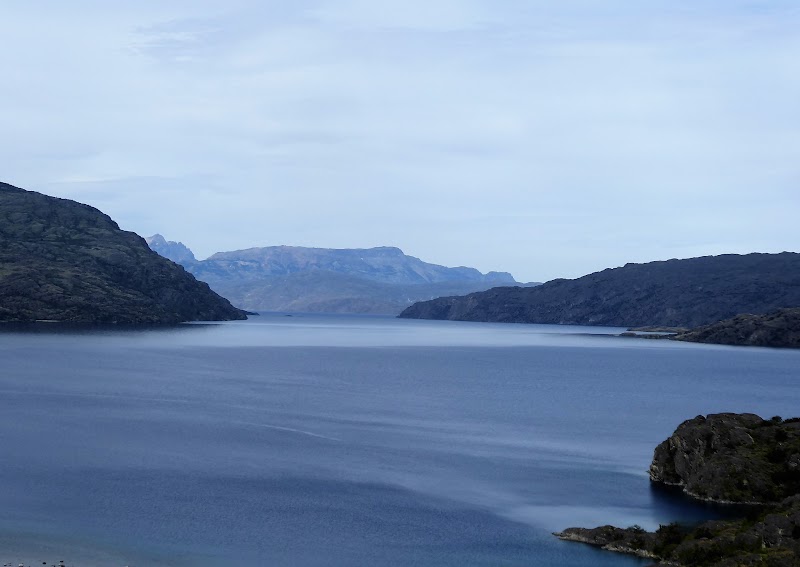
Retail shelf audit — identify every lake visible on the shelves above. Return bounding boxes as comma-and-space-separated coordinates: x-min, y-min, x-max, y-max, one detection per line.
0, 315, 798, 566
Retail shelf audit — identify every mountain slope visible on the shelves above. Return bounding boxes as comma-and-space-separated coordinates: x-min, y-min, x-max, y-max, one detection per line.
147, 239, 522, 315
399, 253, 800, 328
206, 270, 524, 314
0, 183, 246, 324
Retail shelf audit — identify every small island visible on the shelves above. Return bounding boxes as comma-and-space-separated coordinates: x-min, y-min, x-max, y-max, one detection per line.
556, 413, 800, 566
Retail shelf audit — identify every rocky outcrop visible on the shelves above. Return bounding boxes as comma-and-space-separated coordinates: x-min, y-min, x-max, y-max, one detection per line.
399, 253, 800, 328
649, 414, 800, 504
554, 525, 661, 560
557, 413, 800, 566
0, 182, 247, 324
673, 309, 800, 349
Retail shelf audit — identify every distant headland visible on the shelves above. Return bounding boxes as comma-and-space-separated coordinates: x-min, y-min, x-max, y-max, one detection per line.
399, 252, 800, 348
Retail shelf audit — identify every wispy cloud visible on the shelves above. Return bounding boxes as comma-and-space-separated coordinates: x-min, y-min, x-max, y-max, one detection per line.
1, 1, 798, 280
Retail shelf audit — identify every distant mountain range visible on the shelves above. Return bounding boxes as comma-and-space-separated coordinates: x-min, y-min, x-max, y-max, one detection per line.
0, 183, 246, 324
399, 252, 800, 328
145, 234, 196, 264
146, 235, 531, 314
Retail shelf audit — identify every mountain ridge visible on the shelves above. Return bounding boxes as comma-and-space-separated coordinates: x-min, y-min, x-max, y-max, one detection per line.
399, 252, 800, 328
146, 236, 526, 314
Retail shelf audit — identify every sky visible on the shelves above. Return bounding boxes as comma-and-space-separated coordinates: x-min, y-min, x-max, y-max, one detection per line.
2, 1, 799, 282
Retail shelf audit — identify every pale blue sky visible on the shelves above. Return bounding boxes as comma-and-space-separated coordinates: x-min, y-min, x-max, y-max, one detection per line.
2, 1, 798, 281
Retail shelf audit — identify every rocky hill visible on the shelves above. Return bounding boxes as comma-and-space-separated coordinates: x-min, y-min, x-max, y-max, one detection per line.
557, 413, 800, 566
399, 253, 800, 328
649, 413, 800, 504
0, 183, 247, 324
674, 308, 800, 349
146, 239, 523, 315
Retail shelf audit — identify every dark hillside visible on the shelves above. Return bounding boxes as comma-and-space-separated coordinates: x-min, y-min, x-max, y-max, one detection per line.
0, 182, 246, 323
400, 253, 800, 327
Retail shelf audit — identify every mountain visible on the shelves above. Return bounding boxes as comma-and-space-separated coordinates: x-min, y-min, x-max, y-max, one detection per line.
144, 234, 196, 265
194, 245, 515, 286
0, 182, 246, 324
674, 308, 800, 348
145, 240, 522, 314
201, 270, 523, 314
399, 252, 800, 328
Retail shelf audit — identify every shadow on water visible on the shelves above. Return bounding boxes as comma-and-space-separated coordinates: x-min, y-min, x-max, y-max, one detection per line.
648, 482, 765, 526
0, 321, 219, 336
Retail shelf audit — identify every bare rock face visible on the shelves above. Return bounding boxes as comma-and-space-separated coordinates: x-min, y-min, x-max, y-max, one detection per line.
649, 413, 800, 504
0, 182, 247, 324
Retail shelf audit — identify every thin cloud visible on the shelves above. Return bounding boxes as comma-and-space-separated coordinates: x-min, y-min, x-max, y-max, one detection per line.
0, 1, 798, 281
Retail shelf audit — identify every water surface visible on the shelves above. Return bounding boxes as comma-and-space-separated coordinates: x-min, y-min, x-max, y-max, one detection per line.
1, 315, 798, 566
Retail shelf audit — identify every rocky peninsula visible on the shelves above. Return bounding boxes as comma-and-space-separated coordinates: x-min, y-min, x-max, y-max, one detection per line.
0, 182, 247, 324
556, 413, 800, 566
673, 309, 800, 349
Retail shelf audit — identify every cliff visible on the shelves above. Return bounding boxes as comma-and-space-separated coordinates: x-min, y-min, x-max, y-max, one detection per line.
649, 414, 800, 504
399, 253, 800, 328
0, 182, 247, 324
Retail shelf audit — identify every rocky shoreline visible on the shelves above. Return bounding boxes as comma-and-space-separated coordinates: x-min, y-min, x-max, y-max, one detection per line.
618, 309, 800, 349
672, 309, 800, 349
556, 413, 800, 566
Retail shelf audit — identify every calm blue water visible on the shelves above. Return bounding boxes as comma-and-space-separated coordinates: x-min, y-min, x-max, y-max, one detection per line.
0, 315, 798, 566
